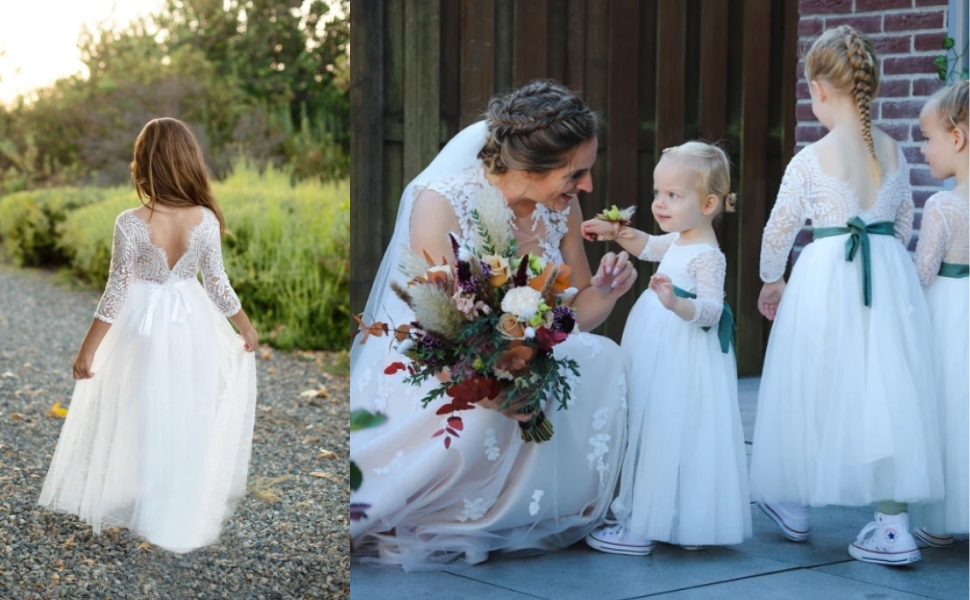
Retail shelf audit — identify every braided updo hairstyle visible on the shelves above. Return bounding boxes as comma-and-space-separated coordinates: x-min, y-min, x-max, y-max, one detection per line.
479, 80, 599, 175
805, 25, 880, 171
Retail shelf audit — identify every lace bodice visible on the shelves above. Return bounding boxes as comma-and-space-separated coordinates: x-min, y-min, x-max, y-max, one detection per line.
760, 143, 914, 283
638, 232, 726, 327
425, 161, 570, 264
914, 190, 970, 289
94, 207, 242, 323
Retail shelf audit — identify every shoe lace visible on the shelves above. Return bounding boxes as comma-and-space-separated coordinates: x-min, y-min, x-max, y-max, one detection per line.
855, 521, 878, 544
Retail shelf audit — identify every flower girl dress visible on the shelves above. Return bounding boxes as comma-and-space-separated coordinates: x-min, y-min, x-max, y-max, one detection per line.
39, 206, 257, 553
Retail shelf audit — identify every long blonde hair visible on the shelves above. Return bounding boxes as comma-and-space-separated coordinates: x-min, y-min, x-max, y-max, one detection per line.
130, 118, 228, 233
805, 25, 881, 177
660, 141, 738, 215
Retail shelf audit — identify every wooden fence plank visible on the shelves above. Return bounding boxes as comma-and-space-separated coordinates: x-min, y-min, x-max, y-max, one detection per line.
513, 0, 548, 86
403, 0, 441, 183
564, 0, 586, 91
350, 0, 384, 316
460, 0, 497, 128
736, 0, 773, 375
602, 0, 640, 338
441, 0, 462, 141
495, 0, 514, 93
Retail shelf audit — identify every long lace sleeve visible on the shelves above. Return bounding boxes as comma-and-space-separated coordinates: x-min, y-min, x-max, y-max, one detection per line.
200, 226, 242, 317
893, 183, 915, 246
760, 156, 810, 283
94, 215, 136, 323
638, 232, 678, 262
686, 249, 726, 328
913, 196, 949, 289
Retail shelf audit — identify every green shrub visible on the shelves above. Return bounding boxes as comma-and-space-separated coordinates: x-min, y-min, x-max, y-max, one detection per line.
0, 188, 108, 266
53, 164, 348, 351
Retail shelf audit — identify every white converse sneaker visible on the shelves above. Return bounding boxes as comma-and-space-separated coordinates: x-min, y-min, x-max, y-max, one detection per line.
848, 512, 921, 565
913, 527, 954, 549
585, 524, 655, 556
758, 502, 811, 542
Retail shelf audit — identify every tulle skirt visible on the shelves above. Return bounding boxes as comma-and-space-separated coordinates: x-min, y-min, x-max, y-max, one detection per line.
911, 275, 969, 534
750, 235, 944, 507
610, 291, 750, 545
350, 332, 629, 570
38, 278, 258, 553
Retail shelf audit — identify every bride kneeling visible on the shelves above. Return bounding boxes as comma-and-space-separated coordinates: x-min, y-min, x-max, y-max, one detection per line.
351, 80, 637, 570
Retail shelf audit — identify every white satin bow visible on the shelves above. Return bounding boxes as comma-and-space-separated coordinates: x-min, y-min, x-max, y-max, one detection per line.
138, 279, 194, 336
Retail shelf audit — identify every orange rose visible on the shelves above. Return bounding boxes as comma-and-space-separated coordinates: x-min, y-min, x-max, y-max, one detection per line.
496, 312, 526, 340
482, 255, 511, 287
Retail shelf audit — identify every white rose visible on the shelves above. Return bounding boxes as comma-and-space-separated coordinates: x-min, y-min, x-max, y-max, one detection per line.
501, 286, 543, 320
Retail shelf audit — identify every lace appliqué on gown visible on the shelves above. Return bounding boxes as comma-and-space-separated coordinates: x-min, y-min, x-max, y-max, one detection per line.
95, 209, 242, 322
760, 143, 913, 283
426, 162, 569, 265
914, 191, 969, 289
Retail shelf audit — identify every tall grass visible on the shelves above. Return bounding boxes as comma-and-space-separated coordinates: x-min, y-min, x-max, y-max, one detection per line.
0, 164, 348, 351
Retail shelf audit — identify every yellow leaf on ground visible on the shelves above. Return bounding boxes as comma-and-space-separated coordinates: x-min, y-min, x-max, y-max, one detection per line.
47, 402, 68, 418
310, 471, 342, 483
300, 387, 327, 398
137, 542, 152, 551
61, 535, 75, 548
317, 450, 337, 460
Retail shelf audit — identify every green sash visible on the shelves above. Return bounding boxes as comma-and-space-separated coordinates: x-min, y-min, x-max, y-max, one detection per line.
672, 286, 735, 354
938, 262, 969, 278
812, 217, 896, 307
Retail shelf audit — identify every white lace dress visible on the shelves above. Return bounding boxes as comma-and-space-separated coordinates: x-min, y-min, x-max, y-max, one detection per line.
350, 163, 629, 570
610, 234, 750, 545
750, 143, 944, 508
38, 207, 258, 553
910, 190, 969, 534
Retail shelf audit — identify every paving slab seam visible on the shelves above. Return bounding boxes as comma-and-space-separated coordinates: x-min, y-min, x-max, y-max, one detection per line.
807, 567, 953, 600
614, 565, 806, 599
441, 570, 552, 599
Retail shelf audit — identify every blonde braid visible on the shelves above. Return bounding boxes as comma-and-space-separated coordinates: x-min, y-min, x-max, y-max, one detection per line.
842, 27, 878, 162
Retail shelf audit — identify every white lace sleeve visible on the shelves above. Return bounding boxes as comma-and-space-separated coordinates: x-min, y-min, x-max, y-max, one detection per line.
914, 196, 949, 289
686, 249, 726, 328
637, 232, 678, 262
200, 227, 242, 317
760, 155, 809, 283
94, 215, 136, 323
893, 183, 915, 246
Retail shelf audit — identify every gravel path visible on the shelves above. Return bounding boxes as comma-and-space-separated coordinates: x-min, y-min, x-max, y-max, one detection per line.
0, 266, 350, 599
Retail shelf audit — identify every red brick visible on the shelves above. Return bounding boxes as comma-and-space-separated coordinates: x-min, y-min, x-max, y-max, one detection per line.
796, 102, 816, 121
912, 211, 923, 232
799, 18, 824, 37
824, 15, 882, 34
913, 189, 934, 208
907, 237, 918, 252
855, 0, 911, 10
914, 0, 947, 5
913, 76, 944, 97
883, 55, 938, 76
797, 81, 812, 100
910, 167, 937, 186
799, 0, 853, 15
871, 35, 913, 55
882, 99, 924, 119
881, 122, 911, 142
914, 32, 949, 52
912, 124, 926, 141
877, 78, 910, 97
884, 11, 944, 32
903, 145, 925, 165
796, 124, 827, 143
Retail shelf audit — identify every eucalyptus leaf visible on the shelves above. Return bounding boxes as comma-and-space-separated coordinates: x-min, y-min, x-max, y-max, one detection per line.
350, 409, 388, 431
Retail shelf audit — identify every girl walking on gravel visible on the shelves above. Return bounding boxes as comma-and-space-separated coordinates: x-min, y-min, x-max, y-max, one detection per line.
38, 117, 259, 553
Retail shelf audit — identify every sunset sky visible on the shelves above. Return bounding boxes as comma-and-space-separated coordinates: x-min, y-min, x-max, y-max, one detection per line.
0, 0, 165, 104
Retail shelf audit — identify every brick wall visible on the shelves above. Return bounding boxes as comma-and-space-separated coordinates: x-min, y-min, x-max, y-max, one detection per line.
793, 0, 950, 252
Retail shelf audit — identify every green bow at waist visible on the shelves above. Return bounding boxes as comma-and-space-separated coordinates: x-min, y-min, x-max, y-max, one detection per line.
672, 286, 735, 354
812, 217, 896, 307
938, 262, 969, 278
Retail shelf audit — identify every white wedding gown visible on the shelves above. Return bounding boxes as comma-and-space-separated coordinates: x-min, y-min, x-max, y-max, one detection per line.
910, 190, 969, 534
750, 143, 943, 508
350, 158, 629, 570
38, 207, 258, 553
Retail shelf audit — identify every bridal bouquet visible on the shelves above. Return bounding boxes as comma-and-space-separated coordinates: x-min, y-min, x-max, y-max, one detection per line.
355, 187, 580, 447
